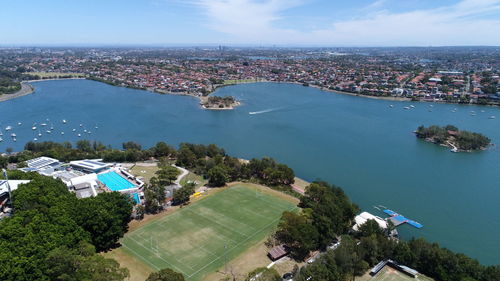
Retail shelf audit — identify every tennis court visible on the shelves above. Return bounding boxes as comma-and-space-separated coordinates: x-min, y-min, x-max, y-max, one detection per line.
121, 184, 297, 280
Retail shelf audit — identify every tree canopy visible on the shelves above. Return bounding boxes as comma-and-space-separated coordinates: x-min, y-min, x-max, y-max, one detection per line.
0, 173, 131, 280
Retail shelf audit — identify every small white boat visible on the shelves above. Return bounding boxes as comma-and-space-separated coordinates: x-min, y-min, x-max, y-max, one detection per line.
429, 105, 434, 107
5, 126, 12, 131
11, 133, 16, 137
46, 130, 51, 134
41, 123, 47, 126
404, 106, 410, 110
62, 119, 67, 124
12, 138, 16, 142
61, 132, 65, 135
72, 129, 76, 132
87, 131, 91, 134
17, 122, 22, 126
409, 105, 415, 108
77, 134, 81, 137
34, 138, 38, 141
38, 129, 42, 137
489, 116, 496, 119
79, 124, 83, 127
83, 129, 87, 133
450, 147, 458, 153
389, 105, 394, 108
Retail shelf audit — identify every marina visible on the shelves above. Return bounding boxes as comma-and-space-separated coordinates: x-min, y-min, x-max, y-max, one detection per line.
383, 209, 423, 228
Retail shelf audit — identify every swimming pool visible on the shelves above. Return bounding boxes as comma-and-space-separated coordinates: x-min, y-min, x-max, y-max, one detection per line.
98, 171, 136, 191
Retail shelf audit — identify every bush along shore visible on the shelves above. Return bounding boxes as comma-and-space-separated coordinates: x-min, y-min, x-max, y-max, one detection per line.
415, 125, 491, 152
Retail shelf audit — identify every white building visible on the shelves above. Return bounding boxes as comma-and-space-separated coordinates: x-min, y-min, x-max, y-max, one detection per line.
21, 156, 62, 175
70, 159, 112, 174
353, 211, 388, 231
51, 171, 99, 199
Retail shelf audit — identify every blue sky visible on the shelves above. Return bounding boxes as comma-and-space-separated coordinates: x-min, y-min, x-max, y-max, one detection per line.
1, 0, 500, 46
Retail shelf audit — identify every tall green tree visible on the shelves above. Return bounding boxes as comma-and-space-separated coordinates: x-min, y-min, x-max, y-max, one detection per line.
146, 268, 185, 281
275, 211, 319, 260
155, 165, 180, 186
207, 165, 229, 187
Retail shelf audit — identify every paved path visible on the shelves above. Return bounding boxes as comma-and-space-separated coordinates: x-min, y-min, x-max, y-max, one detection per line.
173, 164, 189, 187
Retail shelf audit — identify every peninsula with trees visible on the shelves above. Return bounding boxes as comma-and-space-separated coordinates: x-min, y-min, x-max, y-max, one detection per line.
415, 125, 491, 152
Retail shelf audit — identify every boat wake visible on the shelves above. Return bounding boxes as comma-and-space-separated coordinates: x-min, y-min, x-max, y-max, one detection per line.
249, 107, 282, 115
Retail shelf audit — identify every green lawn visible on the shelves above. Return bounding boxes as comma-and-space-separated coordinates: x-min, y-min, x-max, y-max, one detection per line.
121, 184, 297, 281
180, 172, 207, 188
370, 266, 434, 281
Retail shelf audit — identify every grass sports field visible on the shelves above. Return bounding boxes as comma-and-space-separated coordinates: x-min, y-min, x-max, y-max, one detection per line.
370, 266, 434, 281
121, 184, 297, 280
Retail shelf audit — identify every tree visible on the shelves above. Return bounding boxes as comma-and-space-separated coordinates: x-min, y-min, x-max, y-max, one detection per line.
275, 211, 319, 260
207, 165, 229, 187
152, 142, 175, 158
356, 219, 384, 238
144, 178, 166, 214
45, 241, 129, 281
74, 192, 133, 252
156, 166, 180, 186
172, 184, 195, 206
122, 141, 142, 151
300, 182, 358, 249
146, 268, 185, 281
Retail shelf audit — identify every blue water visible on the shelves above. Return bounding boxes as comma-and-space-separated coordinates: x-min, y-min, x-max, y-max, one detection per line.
0, 79, 499, 265
98, 171, 136, 191
131, 193, 141, 204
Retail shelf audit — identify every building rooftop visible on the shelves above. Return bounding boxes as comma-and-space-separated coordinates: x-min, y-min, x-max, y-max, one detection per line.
70, 159, 112, 172
26, 157, 60, 170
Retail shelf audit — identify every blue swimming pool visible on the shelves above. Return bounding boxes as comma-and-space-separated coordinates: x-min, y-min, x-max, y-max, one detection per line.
98, 171, 136, 191
130, 193, 141, 204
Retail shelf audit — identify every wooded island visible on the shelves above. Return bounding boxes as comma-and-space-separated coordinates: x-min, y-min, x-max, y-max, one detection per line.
415, 125, 491, 152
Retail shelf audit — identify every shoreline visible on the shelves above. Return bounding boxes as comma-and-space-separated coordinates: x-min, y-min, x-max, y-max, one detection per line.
0, 82, 34, 102
5, 77, 495, 109
0, 77, 87, 103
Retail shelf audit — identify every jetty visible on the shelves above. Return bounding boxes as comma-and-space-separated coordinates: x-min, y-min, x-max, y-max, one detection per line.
383, 209, 423, 228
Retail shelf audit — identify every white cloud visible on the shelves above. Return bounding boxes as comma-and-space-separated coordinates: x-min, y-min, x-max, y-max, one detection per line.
184, 0, 500, 45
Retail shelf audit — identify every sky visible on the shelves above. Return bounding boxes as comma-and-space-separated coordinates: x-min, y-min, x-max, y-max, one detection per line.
1, 0, 500, 46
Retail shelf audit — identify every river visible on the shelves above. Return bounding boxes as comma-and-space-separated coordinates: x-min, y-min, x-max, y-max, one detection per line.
0, 79, 499, 265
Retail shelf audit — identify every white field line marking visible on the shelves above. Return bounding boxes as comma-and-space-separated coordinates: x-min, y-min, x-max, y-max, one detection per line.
122, 243, 161, 271
190, 202, 260, 232
129, 235, 195, 273
187, 206, 298, 279
132, 234, 196, 271
238, 205, 273, 220
184, 208, 250, 238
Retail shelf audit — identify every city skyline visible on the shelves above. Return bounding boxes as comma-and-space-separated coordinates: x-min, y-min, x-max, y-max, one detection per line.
1, 0, 500, 46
